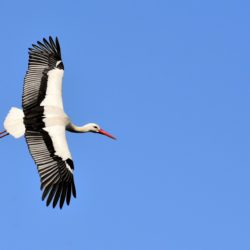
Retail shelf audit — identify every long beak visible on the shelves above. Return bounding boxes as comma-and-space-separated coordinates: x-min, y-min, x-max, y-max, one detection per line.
99, 129, 116, 140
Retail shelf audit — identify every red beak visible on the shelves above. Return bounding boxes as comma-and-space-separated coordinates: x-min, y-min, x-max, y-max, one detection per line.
98, 129, 116, 140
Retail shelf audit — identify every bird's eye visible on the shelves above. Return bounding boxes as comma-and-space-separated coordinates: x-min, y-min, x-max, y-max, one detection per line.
93, 126, 98, 129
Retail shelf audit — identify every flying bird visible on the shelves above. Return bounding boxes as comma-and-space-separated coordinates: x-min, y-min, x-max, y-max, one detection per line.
1, 37, 116, 208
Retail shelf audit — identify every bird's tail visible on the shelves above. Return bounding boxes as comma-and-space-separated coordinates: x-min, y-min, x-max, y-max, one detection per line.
3, 107, 25, 138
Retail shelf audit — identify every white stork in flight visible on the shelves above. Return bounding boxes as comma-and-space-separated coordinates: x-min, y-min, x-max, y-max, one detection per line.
1, 37, 116, 208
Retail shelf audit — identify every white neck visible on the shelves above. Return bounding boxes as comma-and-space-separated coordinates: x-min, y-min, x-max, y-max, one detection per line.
66, 123, 91, 133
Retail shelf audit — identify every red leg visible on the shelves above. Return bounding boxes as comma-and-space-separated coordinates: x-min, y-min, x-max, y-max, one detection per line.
0, 133, 9, 139
0, 130, 6, 134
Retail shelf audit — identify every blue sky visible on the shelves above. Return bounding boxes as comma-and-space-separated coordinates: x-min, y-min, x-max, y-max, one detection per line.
0, 0, 249, 249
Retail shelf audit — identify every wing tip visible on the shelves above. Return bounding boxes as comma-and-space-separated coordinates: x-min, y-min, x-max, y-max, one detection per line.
29, 36, 62, 60
41, 179, 76, 209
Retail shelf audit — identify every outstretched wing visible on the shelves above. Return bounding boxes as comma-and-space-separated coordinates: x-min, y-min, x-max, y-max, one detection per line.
25, 126, 76, 209
22, 36, 65, 113
22, 37, 76, 208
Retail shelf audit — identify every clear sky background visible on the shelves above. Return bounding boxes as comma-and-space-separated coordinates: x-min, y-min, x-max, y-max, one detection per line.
0, 1, 249, 249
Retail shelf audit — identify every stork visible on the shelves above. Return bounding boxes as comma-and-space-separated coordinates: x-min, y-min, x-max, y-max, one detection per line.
1, 37, 116, 208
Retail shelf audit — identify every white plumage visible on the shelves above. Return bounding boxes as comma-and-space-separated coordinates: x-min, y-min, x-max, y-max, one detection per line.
1, 37, 116, 208
40, 68, 64, 108
4, 107, 25, 138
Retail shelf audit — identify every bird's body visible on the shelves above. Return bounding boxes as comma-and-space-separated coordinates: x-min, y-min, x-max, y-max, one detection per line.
2, 37, 115, 208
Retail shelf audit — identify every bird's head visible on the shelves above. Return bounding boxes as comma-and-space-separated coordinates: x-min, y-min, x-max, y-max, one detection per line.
85, 123, 116, 140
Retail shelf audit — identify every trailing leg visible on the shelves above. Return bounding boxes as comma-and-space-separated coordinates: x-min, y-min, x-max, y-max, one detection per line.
0, 132, 9, 139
